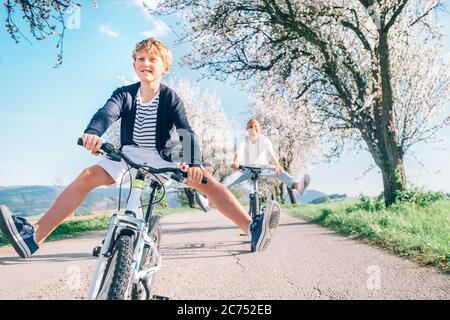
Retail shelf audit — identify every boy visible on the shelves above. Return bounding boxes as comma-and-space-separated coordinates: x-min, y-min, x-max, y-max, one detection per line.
0, 38, 279, 258
225, 119, 310, 196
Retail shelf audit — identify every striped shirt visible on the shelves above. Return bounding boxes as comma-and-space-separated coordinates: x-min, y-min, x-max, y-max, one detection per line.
132, 89, 159, 149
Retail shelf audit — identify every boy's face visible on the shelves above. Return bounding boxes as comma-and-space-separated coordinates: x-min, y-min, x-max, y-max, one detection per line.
133, 50, 169, 83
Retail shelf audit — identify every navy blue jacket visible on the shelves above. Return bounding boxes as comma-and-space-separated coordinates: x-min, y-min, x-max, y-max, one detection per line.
84, 82, 202, 166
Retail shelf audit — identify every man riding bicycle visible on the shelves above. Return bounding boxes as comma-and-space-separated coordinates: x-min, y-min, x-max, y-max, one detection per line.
225, 119, 311, 197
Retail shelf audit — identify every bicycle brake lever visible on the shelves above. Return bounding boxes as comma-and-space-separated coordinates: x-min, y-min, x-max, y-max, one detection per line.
170, 173, 184, 183
171, 172, 208, 184
106, 153, 122, 162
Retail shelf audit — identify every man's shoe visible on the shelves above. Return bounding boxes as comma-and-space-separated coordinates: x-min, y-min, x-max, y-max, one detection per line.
0, 205, 39, 259
293, 174, 311, 196
250, 202, 281, 252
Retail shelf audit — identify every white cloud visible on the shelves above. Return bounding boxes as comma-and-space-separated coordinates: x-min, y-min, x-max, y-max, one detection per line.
100, 24, 119, 38
132, 0, 159, 9
129, 0, 171, 39
117, 75, 132, 85
130, 0, 161, 20
141, 19, 172, 38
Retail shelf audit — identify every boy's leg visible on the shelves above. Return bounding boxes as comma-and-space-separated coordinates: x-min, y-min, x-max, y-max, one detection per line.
35, 165, 115, 244
0, 165, 115, 258
188, 170, 251, 234
187, 170, 280, 252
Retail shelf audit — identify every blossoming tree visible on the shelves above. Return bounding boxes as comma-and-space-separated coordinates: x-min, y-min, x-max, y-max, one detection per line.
149, 0, 450, 205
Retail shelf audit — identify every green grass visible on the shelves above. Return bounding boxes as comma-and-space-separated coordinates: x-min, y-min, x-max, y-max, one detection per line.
284, 200, 450, 272
0, 206, 197, 248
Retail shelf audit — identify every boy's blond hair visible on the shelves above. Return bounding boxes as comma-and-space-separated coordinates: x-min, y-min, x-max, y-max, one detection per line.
132, 38, 172, 69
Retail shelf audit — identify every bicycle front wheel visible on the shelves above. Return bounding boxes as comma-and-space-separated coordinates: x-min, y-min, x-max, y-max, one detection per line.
97, 234, 134, 300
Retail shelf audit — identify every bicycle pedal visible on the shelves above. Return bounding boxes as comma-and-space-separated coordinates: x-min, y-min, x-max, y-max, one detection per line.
92, 246, 101, 257
152, 295, 170, 300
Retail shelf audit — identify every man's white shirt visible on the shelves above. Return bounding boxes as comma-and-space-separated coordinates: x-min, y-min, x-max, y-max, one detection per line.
236, 134, 276, 166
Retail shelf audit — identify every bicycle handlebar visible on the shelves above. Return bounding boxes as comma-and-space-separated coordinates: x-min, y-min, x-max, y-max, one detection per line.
77, 138, 207, 184
238, 165, 262, 172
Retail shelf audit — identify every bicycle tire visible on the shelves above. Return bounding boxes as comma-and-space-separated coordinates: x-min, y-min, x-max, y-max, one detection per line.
250, 193, 260, 220
249, 193, 260, 252
98, 234, 134, 300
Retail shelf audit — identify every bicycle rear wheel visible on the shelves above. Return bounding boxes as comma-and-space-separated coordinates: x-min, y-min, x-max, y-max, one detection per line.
249, 193, 260, 221
97, 234, 134, 300
249, 193, 260, 252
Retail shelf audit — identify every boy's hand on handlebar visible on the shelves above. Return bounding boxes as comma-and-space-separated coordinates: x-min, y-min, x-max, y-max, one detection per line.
81, 134, 102, 155
181, 164, 204, 185
231, 161, 240, 170
188, 167, 204, 185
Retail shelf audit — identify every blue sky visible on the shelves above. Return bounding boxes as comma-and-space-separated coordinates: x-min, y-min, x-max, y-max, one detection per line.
0, 0, 449, 196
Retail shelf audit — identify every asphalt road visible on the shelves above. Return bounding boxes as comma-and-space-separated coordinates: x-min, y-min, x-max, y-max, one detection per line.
0, 209, 448, 300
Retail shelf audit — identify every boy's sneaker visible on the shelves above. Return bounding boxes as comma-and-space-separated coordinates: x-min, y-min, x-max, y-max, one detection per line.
194, 192, 209, 213
250, 202, 281, 252
0, 205, 39, 259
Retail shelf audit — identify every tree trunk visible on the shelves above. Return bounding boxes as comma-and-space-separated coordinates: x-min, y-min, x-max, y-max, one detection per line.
380, 159, 406, 206
278, 183, 285, 204
362, 131, 406, 207
184, 188, 196, 208
372, 31, 407, 206
287, 188, 298, 204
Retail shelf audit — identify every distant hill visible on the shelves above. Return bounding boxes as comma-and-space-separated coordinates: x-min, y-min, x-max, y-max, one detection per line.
310, 194, 347, 204
0, 185, 184, 219
295, 189, 327, 203
282, 189, 347, 204
240, 188, 334, 204
0, 186, 119, 218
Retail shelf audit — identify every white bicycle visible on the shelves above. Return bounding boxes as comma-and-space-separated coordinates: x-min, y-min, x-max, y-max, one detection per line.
77, 138, 207, 300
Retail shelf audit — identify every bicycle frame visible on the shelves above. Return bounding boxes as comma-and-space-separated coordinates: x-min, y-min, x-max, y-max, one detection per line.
239, 166, 263, 220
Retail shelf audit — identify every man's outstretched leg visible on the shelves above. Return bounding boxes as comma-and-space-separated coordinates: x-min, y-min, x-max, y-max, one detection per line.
187, 170, 280, 253
0, 166, 115, 258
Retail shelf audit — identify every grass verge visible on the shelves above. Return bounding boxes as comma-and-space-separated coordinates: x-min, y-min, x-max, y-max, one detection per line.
284, 200, 450, 273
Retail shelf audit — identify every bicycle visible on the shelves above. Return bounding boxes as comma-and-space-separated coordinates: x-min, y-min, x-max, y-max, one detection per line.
238, 165, 281, 252
77, 138, 207, 300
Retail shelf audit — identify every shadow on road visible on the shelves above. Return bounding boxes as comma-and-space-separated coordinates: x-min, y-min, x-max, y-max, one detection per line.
278, 221, 314, 227
162, 225, 240, 235
161, 240, 252, 260
162, 221, 314, 235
